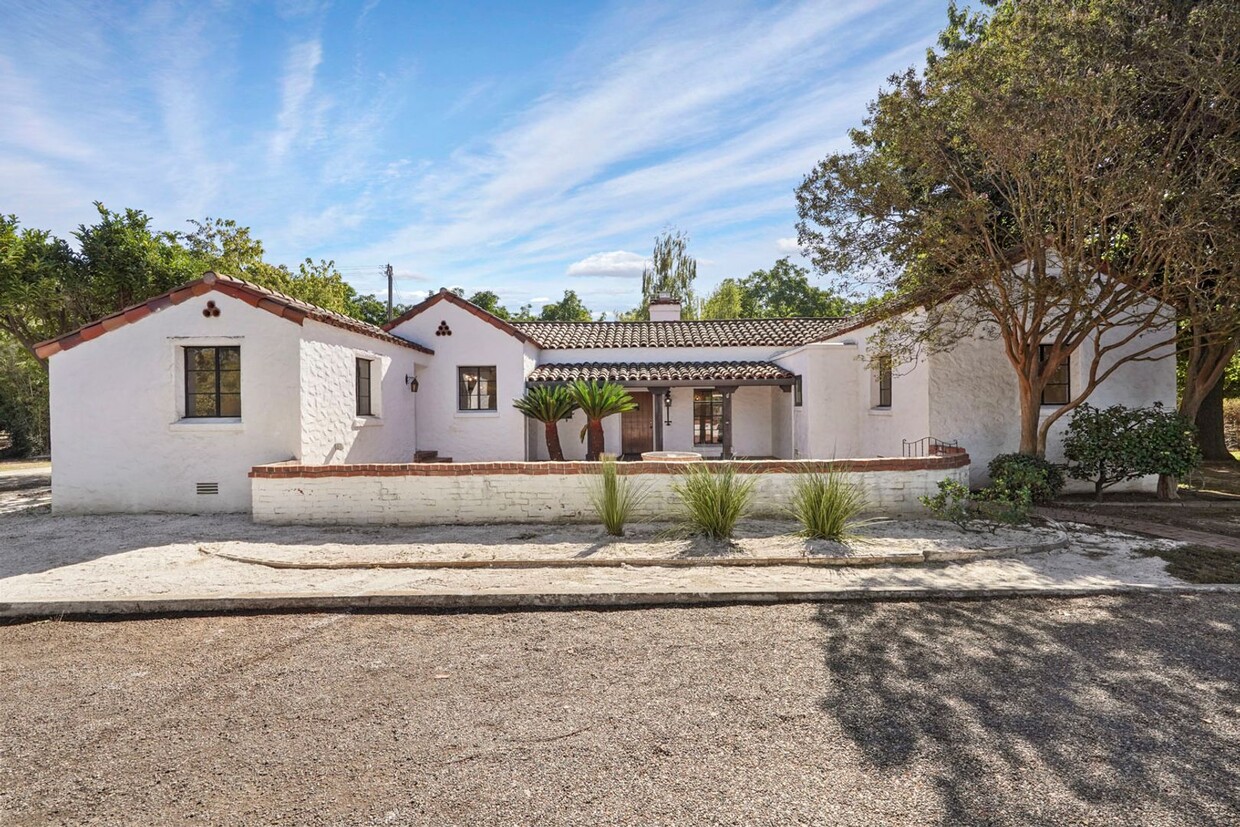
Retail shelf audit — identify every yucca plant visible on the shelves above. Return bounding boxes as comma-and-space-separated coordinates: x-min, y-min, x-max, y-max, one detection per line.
670, 464, 756, 540
513, 385, 578, 461
566, 380, 636, 461
588, 454, 648, 536
787, 468, 876, 541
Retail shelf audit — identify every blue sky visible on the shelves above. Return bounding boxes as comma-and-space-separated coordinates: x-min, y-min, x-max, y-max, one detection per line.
0, 0, 947, 313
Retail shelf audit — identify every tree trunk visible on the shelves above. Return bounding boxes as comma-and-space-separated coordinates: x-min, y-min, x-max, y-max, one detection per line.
544, 420, 565, 462
1194, 373, 1235, 462
586, 419, 605, 461
1095, 477, 1105, 503
1017, 383, 1042, 455
1157, 474, 1179, 501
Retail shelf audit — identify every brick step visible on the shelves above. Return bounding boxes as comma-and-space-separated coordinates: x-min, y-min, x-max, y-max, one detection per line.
413, 450, 439, 461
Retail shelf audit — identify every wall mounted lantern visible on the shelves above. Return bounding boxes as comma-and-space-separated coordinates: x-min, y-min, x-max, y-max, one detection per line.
406, 374, 419, 393
664, 390, 673, 426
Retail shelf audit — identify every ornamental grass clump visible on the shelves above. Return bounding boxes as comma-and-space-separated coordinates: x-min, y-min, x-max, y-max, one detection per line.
588, 454, 648, 536
670, 464, 756, 540
787, 468, 875, 541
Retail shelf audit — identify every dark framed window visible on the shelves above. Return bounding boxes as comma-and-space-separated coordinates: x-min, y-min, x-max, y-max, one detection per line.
356, 358, 373, 416
1039, 344, 1070, 405
693, 389, 723, 445
458, 366, 497, 411
876, 355, 893, 408
184, 346, 240, 418
794, 375, 803, 407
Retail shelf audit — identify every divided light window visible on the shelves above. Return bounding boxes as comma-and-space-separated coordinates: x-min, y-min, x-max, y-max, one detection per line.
876, 355, 893, 408
458, 366, 497, 411
693, 389, 723, 445
1039, 344, 1070, 405
184, 346, 240, 418
356, 358, 373, 416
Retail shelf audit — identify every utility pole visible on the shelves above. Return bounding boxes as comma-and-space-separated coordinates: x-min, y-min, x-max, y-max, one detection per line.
385, 263, 394, 322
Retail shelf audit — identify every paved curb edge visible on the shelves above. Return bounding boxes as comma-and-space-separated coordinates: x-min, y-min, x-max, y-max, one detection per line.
3, 582, 1237, 619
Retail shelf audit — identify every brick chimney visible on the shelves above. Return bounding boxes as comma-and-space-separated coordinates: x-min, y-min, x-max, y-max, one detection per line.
649, 291, 681, 322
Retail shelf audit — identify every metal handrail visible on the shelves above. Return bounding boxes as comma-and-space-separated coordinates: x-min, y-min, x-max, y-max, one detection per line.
901, 436, 959, 457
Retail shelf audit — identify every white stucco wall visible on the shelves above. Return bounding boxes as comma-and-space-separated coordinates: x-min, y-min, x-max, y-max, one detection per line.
928, 309, 1177, 488
387, 300, 531, 462
297, 320, 425, 464
846, 323, 931, 458
49, 291, 302, 513
252, 460, 970, 525
776, 342, 863, 460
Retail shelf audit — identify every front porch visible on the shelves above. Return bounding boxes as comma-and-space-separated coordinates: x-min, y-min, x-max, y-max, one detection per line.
525, 361, 798, 460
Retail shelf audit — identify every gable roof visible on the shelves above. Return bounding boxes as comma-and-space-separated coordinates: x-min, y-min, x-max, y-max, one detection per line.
382, 288, 542, 346
513, 318, 849, 349
33, 271, 433, 360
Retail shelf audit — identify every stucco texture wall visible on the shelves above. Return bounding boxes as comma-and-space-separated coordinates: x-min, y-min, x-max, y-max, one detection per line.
49, 292, 302, 513
297, 320, 424, 464
928, 313, 1177, 488
388, 301, 531, 461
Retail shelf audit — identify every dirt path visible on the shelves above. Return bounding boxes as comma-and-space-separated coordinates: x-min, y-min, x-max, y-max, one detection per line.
1, 595, 1236, 826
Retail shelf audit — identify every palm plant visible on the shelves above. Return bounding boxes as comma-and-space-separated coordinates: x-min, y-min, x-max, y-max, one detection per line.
787, 468, 876, 541
513, 385, 578, 461
566, 380, 636, 461
588, 454, 649, 536
671, 464, 756, 540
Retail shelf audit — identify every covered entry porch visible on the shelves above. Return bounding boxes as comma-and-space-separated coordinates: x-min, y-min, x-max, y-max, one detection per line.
526, 361, 798, 460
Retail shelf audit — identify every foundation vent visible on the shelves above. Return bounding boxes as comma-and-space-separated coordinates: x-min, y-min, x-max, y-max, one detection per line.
196, 482, 220, 496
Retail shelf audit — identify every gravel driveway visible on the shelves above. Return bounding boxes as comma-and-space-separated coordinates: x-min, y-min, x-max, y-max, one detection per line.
1, 595, 1237, 826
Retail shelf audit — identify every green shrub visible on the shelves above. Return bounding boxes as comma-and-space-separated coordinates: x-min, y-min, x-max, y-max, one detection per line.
987, 453, 1064, 504
670, 464, 756, 540
1063, 403, 1201, 500
787, 468, 875, 541
920, 478, 1032, 533
587, 455, 648, 536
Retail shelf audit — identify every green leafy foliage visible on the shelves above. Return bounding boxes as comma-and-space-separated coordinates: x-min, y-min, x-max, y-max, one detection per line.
987, 453, 1065, 504
565, 380, 636, 461
513, 385, 578, 462
639, 229, 697, 319
0, 337, 48, 456
538, 289, 593, 322
587, 454, 649, 536
920, 478, 1033, 533
787, 468, 875, 541
670, 464, 756, 540
700, 258, 852, 320
1063, 403, 1201, 500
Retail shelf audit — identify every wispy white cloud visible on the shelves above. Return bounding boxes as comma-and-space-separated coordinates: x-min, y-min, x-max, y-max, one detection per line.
566, 250, 647, 278
776, 237, 801, 253
0, 0, 945, 312
271, 39, 324, 161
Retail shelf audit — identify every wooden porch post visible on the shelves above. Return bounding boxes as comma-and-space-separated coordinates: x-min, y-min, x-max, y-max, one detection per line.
650, 388, 666, 452
718, 386, 736, 460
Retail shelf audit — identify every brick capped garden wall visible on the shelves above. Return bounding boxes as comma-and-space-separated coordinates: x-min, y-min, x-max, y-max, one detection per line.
249, 453, 969, 525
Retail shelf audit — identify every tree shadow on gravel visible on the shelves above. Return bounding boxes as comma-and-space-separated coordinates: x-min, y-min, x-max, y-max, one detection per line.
815, 596, 1240, 825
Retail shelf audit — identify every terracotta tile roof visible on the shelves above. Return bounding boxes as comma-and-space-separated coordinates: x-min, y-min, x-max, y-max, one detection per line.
527, 361, 796, 384
34, 271, 433, 360
513, 318, 848, 349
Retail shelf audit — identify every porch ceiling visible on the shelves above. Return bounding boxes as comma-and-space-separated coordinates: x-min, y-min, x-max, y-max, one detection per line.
526, 360, 795, 387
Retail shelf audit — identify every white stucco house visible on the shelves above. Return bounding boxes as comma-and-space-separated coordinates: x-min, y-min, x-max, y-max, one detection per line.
36, 270, 1175, 514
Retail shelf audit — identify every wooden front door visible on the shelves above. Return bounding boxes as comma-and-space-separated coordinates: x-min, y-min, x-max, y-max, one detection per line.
621, 391, 654, 455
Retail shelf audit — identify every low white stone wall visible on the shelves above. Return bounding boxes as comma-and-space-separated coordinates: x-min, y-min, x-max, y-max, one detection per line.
250, 456, 970, 525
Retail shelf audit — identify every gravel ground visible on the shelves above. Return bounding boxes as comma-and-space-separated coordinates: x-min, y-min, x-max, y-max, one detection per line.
1, 594, 1237, 826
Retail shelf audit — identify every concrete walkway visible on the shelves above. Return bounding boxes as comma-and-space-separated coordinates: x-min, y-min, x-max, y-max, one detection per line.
2, 511, 1235, 617
1037, 505, 1240, 553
